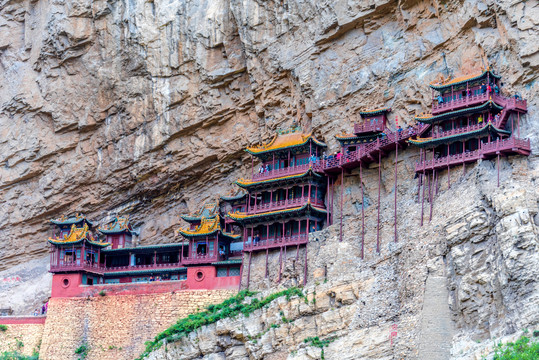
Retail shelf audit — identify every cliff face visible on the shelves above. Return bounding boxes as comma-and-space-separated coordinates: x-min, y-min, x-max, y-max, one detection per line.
1, 0, 537, 267
1, 0, 539, 358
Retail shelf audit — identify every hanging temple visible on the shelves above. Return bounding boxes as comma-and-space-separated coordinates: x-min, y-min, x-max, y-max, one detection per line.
47, 68, 531, 296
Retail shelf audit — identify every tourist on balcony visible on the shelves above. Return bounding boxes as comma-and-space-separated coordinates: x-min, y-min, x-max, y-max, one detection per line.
467, 89, 472, 97
259, 165, 264, 173
265, 165, 270, 173
494, 84, 499, 95
336, 152, 342, 160
478, 115, 483, 124
437, 95, 444, 104
481, 83, 487, 93
254, 234, 260, 245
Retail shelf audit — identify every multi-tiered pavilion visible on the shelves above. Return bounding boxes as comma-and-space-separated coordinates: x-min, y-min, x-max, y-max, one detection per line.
228, 126, 329, 285
410, 68, 530, 176
410, 68, 531, 224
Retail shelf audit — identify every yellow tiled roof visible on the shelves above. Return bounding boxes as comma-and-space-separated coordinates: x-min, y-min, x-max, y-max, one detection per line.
177, 215, 221, 237
48, 224, 110, 247
246, 130, 326, 155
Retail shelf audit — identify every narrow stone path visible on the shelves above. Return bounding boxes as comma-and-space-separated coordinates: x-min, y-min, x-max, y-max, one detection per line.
418, 275, 454, 360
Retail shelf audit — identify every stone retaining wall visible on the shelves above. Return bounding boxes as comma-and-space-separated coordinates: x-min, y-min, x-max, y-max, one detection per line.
0, 322, 44, 356
36, 290, 234, 360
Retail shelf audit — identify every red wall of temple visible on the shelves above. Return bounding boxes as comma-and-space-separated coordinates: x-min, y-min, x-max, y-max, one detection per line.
0, 316, 46, 325
185, 266, 240, 290
50, 267, 240, 298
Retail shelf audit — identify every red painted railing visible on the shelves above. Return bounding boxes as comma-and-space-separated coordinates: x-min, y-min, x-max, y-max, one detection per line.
429, 123, 484, 140
249, 197, 325, 214
432, 92, 527, 114
252, 163, 311, 181
182, 253, 224, 265
244, 234, 308, 251
106, 262, 184, 272
319, 128, 417, 170
353, 120, 384, 135
50, 262, 106, 273
415, 137, 531, 172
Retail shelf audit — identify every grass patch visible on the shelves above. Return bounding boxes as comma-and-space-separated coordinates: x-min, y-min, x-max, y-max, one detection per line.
0, 351, 39, 360
303, 336, 336, 360
488, 334, 539, 359
75, 343, 89, 360
136, 287, 304, 359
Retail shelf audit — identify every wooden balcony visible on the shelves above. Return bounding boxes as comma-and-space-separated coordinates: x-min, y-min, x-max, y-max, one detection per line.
415, 137, 531, 173
353, 120, 384, 135
318, 128, 417, 173
182, 253, 224, 265
244, 233, 308, 251
249, 197, 325, 214
432, 92, 527, 115
252, 163, 311, 181
106, 262, 184, 272
50, 261, 106, 275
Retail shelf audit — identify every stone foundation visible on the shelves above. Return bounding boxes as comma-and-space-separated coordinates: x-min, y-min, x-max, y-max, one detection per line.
0, 322, 44, 356
32, 290, 235, 360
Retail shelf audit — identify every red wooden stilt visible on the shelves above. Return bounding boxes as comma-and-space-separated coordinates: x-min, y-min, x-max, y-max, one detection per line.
265, 248, 269, 278
421, 170, 426, 226
246, 252, 252, 290
377, 151, 381, 253
278, 246, 283, 283
303, 245, 308, 286
394, 142, 398, 243
497, 154, 500, 187
340, 167, 344, 242
331, 178, 335, 225
429, 170, 435, 222
326, 176, 330, 225
238, 252, 244, 290
360, 162, 365, 259
448, 165, 450, 189
435, 169, 439, 196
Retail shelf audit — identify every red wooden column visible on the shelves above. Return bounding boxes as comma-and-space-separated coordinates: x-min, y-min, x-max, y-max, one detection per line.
360, 162, 365, 259
326, 176, 330, 225
394, 141, 398, 243
340, 167, 344, 242
246, 252, 252, 289
421, 169, 426, 226
265, 249, 269, 278
376, 151, 381, 253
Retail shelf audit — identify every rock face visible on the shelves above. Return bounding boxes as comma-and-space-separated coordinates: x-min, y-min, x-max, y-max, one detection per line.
1, 0, 538, 358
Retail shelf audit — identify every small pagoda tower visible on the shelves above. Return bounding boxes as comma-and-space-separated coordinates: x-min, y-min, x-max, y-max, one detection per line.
177, 202, 242, 289
335, 107, 391, 153
228, 126, 329, 286
48, 214, 110, 294
98, 215, 139, 249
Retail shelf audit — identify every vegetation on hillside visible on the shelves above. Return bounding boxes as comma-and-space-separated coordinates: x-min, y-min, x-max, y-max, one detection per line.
489, 333, 539, 360
136, 287, 305, 359
0, 351, 39, 360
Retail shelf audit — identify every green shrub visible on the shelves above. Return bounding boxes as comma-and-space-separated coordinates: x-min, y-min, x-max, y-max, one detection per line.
0, 350, 38, 360
0, 325, 7, 332
303, 336, 336, 360
98, 290, 106, 297
75, 343, 89, 360
489, 335, 539, 360
136, 287, 304, 359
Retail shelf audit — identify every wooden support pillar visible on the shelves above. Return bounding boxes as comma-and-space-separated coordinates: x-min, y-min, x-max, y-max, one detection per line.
394, 142, 398, 243
421, 170, 426, 226
326, 176, 330, 225
154, 251, 157, 266
331, 177, 335, 225
360, 162, 365, 259
376, 151, 381, 253
246, 252, 252, 289
238, 252, 244, 291
429, 170, 435, 222
265, 249, 269, 278
340, 167, 344, 242
278, 246, 283, 283
497, 154, 500, 187
303, 245, 308, 286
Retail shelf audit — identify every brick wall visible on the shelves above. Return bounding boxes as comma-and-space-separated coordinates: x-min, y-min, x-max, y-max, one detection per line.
39, 290, 235, 360
0, 323, 44, 356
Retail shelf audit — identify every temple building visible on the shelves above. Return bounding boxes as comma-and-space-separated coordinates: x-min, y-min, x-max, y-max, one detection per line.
176, 202, 243, 289
48, 214, 110, 295
228, 126, 329, 286
410, 68, 530, 177
409, 68, 531, 225
335, 108, 391, 154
